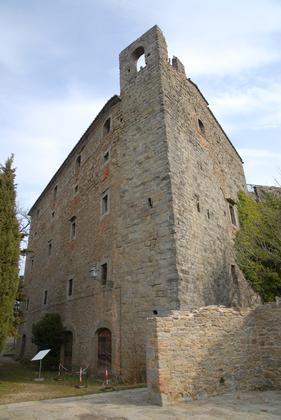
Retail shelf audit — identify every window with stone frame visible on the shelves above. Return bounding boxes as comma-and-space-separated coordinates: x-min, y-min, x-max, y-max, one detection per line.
103, 149, 110, 165
227, 198, 237, 226
101, 190, 110, 216
101, 262, 108, 285
103, 118, 111, 137
48, 240, 52, 256
70, 216, 77, 239
68, 278, 73, 297
43, 290, 48, 305
53, 185, 58, 201
229, 204, 237, 226
75, 155, 81, 176
74, 184, 79, 195
198, 119, 206, 136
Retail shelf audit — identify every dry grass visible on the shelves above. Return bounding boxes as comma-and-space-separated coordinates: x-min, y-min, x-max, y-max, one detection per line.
0, 360, 144, 405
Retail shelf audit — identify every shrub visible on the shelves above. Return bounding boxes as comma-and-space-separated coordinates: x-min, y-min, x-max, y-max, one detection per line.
32, 313, 64, 368
235, 191, 281, 302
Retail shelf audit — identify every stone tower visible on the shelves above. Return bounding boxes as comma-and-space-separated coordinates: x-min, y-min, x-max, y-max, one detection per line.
18, 26, 258, 380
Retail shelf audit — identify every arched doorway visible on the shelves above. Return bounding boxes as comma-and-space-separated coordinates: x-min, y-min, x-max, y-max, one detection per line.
62, 331, 73, 369
20, 334, 26, 358
97, 328, 112, 375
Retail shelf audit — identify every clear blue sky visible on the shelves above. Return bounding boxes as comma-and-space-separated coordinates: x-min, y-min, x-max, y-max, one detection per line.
1, 0, 281, 210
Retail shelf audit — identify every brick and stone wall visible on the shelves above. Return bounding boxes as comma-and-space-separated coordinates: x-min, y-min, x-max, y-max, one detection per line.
147, 304, 281, 404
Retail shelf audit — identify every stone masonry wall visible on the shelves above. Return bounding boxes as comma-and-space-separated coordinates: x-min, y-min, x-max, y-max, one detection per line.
18, 26, 180, 380
115, 25, 180, 379
19, 96, 124, 373
147, 304, 281, 404
160, 57, 259, 308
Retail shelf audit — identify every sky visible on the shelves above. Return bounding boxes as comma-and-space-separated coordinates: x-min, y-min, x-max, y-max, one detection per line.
1, 0, 281, 211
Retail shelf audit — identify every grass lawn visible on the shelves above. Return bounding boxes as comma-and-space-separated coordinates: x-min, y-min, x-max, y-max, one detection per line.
0, 360, 144, 405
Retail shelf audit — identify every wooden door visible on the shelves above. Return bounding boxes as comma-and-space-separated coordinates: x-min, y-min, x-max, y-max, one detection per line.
97, 329, 112, 373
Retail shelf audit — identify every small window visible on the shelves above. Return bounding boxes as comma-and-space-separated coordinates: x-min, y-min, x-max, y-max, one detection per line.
74, 184, 79, 195
30, 258, 34, 272
101, 263, 108, 285
26, 298, 29, 311
43, 290, 48, 305
36, 209, 40, 218
101, 190, 110, 216
68, 279, 73, 297
48, 240, 52, 256
231, 264, 238, 284
53, 185, 58, 201
70, 216, 76, 239
75, 155, 81, 175
103, 150, 110, 165
51, 211, 55, 219
229, 204, 237, 226
103, 118, 111, 137
198, 119, 205, 136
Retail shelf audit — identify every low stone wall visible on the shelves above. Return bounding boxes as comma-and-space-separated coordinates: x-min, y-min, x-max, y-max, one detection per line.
146, 304, 281, 404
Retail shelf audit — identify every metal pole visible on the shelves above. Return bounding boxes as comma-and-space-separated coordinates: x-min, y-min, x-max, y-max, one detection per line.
39, 359, 42, 379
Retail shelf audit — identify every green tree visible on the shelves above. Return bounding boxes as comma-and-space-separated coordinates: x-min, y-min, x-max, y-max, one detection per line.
32, 313, 65, 368
235, 191, 281, 302
0, 156, 21, 350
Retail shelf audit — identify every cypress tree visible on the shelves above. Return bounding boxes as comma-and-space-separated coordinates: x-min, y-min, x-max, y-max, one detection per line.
0, 156, 21, 350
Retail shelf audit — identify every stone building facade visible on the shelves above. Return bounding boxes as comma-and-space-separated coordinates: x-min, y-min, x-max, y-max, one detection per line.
18, 26, 258, 379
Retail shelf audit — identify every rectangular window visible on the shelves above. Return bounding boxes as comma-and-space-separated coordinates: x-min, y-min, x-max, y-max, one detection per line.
101, 263, 108, 285
43, 290, 48, 305
231, 264, 238, 285
103, 150, 110, 165
53, 185, 58, 201
48, 240, 52, 256
101, 190, 110, 216
26, 298, 29, 311
229, 204, 237, 226
70, 216, 76, 239
68, 279, 73, 297
75, 155, 81, 176
30, 258, 34, 272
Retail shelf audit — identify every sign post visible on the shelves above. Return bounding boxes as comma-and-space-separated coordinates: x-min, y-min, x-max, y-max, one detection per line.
31, 349, 51, 381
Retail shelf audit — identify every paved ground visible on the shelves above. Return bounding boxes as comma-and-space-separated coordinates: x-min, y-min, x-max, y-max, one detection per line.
0, 388, 281, 419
